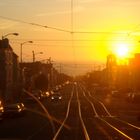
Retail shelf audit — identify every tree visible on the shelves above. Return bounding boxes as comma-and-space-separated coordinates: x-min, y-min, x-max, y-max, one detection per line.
34, 73, 48, 91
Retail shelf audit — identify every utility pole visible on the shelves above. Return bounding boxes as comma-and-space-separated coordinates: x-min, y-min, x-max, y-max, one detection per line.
32, 51, 35, 62
32, 51, 43, 63
60, 63, 62, 74
20, 41, 33, 63
58, 63, 62, 84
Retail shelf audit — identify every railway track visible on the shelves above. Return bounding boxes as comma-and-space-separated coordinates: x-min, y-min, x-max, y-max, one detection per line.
53, 86, 74, 140
78, 83, 140, 140
25, 83, 140, 140
53, 84, 86, 140
26, 84, 74, 140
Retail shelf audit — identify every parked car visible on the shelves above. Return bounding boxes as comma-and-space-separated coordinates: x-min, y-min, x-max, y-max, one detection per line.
126, 92, 140, 103
126, 92, 134, 102
2, 103, 25, 118
0, 100, 4, 118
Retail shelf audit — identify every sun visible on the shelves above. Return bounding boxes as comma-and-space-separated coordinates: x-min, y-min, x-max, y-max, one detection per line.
115, 43, 130, 58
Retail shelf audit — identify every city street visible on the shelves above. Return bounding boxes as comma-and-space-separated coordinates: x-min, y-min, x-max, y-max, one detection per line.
0, 83, 140, 140
1, 1, 140, 140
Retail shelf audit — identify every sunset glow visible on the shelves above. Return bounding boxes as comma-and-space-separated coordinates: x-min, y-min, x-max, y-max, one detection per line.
0, 0, 140, 74
115, 43, 130, 58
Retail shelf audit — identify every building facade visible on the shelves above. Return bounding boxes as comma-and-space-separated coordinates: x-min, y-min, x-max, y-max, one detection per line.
0, 39, 19, 104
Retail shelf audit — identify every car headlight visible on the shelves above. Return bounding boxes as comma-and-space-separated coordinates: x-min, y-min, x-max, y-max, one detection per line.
0, 106, 4, 112
20, 103, 24, 107
17, 105, 20, 109
18, 108, 22, 112
59, 97, 62, 99
51, 97, 54, 99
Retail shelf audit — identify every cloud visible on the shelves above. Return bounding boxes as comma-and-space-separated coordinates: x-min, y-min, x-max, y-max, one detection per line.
108, 0, 140, 6
79, 0, 140, 6
0, 20, 18, 29
0, 0, 26, 7
80, 0, 103, 3
36, 6, 84, 17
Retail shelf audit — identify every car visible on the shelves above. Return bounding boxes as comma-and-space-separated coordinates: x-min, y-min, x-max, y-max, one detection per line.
42, 91, 50, 98
53, 86, 60, 92
0, 100, 4, 118
126, 92, 140, 103
2, 103, 25, 118
32, 90, 43, 100
111, 90, 120, 98
26, 94, 41, 102
50, 93, 62, 101
24, 90, 42, 102
58, 85, 62, 89
50, 90, 55, 95
126, 92, 134, 102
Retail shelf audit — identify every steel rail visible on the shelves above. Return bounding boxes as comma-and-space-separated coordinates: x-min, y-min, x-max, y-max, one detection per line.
79, 83, 112, 117
113, 118, 140, 130
88, 89, 140, 131
79, 84, 99, 117
99, 118, 133, 140
88, 91, 112, 117
52, 86, 74, 140
88, 88, 140, 139
79, 84, 134, 140
76, 85, 90, 140
26, 86, 74, 140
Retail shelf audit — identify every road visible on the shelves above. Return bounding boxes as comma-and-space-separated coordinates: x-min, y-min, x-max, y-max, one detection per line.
0, 83, 140, 140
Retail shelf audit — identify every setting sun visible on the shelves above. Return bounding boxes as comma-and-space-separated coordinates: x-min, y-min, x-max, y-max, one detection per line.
114, 43, 131, 58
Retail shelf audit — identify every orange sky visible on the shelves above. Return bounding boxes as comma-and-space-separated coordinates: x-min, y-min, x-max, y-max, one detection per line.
0, 0, 140, 66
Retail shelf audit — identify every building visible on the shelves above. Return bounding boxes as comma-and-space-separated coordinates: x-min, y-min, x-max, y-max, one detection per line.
106, 54, 117, 89
20, 61, 53, 91
129, 53, 140, 91
0, 39, 19, 104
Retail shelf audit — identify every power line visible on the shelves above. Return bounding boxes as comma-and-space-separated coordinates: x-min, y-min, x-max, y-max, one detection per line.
11, 39, 134, 42
74, 31, 129, 34
71, 0, 73, 33
0, 15, 130, 35
0, 15, 71, 33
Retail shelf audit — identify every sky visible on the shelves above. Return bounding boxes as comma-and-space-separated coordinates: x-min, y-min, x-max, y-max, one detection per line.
0, 0, 140, 75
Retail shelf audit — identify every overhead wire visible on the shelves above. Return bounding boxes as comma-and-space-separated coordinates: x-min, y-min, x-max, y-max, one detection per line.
0, 15, 71, 33
2, 2, 138, 76
10, 38, 134, 42
73, 31, 128, 34
0, 15, 131, 35
71, 0, 77, 77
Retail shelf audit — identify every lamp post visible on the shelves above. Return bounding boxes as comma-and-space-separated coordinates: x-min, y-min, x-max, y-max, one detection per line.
20, 41, 33, 63
2, 33, 19, 40
32, 51, 43, 62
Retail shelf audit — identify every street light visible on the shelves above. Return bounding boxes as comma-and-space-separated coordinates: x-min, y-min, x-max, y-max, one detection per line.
2, 33, 19, 39
32, 51, 43, 62
20, 41, 33, 63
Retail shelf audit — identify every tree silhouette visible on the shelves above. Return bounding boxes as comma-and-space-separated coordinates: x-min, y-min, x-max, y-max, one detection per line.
34, 73, 48, 91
